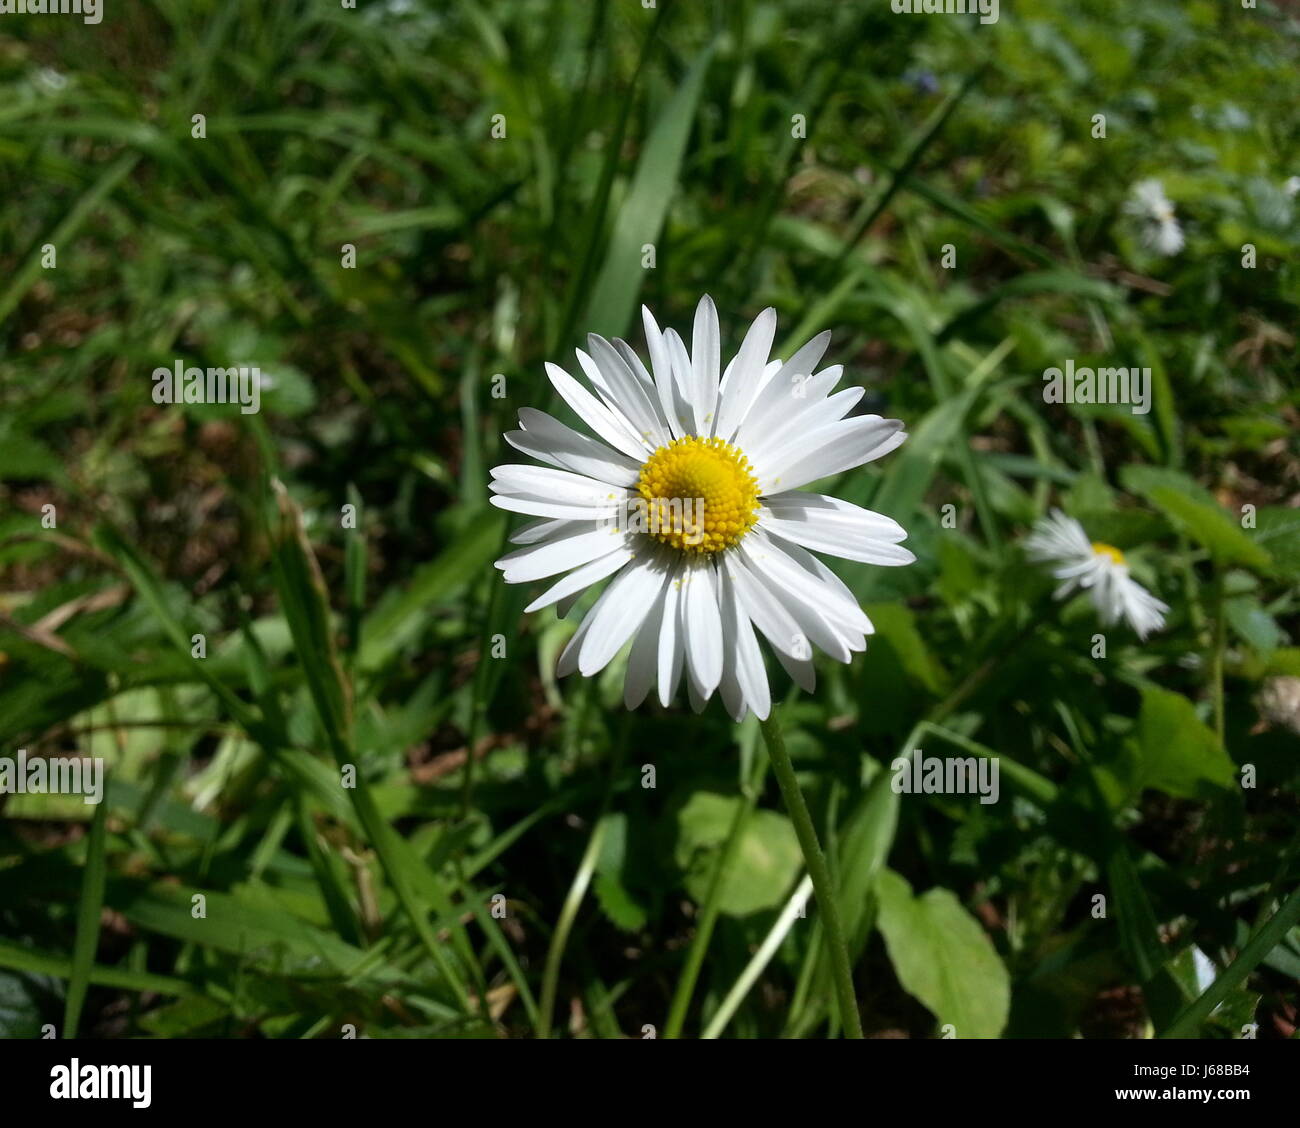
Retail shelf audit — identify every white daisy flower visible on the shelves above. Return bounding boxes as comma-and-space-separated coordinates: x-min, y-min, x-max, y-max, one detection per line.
489, 296, 916, 721
1124, 178, 1184, 256
1025, 509, 1168, 640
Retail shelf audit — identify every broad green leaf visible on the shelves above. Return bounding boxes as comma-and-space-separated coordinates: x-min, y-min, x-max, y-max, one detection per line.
1251, 507, 1300, 580
593, 812, 648, 932
1121, 466, 1272, 572
676, 793, 800, 917
875, 868, 1010, 1038
1226, 595, 1281, 656
1134, 686, 1236, 799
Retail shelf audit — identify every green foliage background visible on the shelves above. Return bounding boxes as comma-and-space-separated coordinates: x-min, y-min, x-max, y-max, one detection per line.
0, 0, 1297, 1039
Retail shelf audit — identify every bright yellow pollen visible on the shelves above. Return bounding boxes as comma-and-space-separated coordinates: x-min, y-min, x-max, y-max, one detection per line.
1091, 541, 1125, 566
636, 436, 760, 555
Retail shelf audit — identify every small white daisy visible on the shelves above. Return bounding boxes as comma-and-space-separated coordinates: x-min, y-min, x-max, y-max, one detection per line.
1124, 178, 1184, 256
490, 296, 916, 721
1025, 509, 1168, 640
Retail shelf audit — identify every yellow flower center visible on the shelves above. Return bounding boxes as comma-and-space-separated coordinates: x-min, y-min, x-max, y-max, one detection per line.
636, 436, 760, 555
1091, 541, 1126, 566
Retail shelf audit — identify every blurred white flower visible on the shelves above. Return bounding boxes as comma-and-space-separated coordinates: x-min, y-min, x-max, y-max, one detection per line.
1025, 510, 1168, 640
490, 296, 916, 720
1125, 178, 1184, 256
1258, 676, 1300, 735
33, 67, 69, 94
1285, 176, 1300, 199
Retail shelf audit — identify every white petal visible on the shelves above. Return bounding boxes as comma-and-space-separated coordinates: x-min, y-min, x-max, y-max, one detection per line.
544, 361, 651, 460
583, 335, 672, 448
489, 467, 626, 508
681, 559, 723, 698
657, 558, 686, 707
765, 532, 874, 639
689, 295, 721, 434
759, 415, 907, 494
613, 338, 656, 392
759, 492, 915, 566
712, 307, 777, 441
496, 524, 630, 583
722, 550, 814, 661
578, 552, 672, 676
740, 364, 844, 465
773, 644, 816, 693
718, 655, 745, 722
507, 408, 641, 486
732, 333, 833, 450
524, 546, 635, 612
490, 494, 622, 521
624, 574, 670, 709
718, 566, 770, 720
642, 306, 688, 441
509, 517, 578, 545
1025, 509, 1091, 563
557, 603, 599, 676
750, 387, 866, 480
664, 328, 699, 436
489, 464, 627, 520
686, 667, 708, 714
737, 538, 854, 661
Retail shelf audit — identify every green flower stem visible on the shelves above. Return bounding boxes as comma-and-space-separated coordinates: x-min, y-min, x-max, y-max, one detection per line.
759, 710, 864, 1040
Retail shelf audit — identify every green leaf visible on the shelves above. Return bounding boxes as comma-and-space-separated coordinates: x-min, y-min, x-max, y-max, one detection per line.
593, 813, 648, 932
1134, 686, 1236, 799
583, 47, 714, 338
1251, 507, 1300, 580
870, 383, 982, 527
0, 940, 194, 999
862, 603, 950, 695
264, 479, 473, 1011
1121, 466, 1272, 572
0, 421, 63, 481
266, 478, 352, 747
676, 793, 800, 918
0, 970, 49, 1038
359, 511, 504, 673
63, 800, 108, 1038
835, 769, 900, 948
1162, 885, 1300, 1038
1225, 596, 1281, 656
875, 869, 1010, 1038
